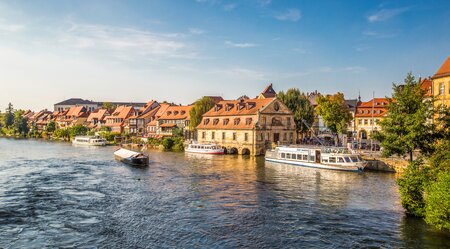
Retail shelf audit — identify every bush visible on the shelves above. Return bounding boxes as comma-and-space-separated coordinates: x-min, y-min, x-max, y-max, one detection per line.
425, 171, 450, 231
172, 137, 185, 152
68, 125, 88, 138
397, 159, 429, 217
162, 137, 174, 150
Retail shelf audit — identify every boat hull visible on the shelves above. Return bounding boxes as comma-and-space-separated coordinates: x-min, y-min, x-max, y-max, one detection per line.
115, 155, 149, 167
265, 157, 363, 172
185, 149, 224, 155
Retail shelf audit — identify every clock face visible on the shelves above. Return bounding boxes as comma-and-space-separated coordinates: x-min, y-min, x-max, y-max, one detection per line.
274, 102, 280, 111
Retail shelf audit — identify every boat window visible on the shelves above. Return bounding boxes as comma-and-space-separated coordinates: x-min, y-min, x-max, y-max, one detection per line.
344, 157, 351, 163
329, 157, 336, 163
286, 153, 291, 159
338, 157, 345, 163
296, 154, 301, 160
309, 156, 315, 162
281, 153, 285, 158
302, 155, 308, 161
322, 158, 328, 163
350, 157, 358, 162
358, 156, 363, 162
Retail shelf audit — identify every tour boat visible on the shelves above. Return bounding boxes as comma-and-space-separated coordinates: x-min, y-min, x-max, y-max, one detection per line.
114, 148, 149, 166
72, 136, 106, 146
265, 146, 366, 172
185, 143, 225, 155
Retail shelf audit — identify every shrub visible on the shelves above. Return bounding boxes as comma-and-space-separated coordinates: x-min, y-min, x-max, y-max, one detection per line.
162, 137, 174, 150
68, 125, 88, 138
172, 137, 185, 152
425, 171, 450, 231
397, 159, 429, 217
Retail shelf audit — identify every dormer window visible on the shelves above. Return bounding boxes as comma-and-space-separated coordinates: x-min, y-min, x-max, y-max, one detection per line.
203, 118, 210, 125
215, 104, 223, 111
225, 103, 234, 111
174, 111, 179, 115
245, 118, 252, 125
181, 111, 185, 115
234, 118, 240, 125
213, 118, 219, 125
223, 118, 229, 125
237, 103, 245, 110
167, 111, 172, 115
246, 102, 256, 109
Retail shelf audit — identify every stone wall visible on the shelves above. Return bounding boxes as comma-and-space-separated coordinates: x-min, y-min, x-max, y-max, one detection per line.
363, 156, 409, 173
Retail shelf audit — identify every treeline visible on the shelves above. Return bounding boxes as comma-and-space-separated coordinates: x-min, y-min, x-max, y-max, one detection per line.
374, 73, 450, 231
0, 103, 30, 137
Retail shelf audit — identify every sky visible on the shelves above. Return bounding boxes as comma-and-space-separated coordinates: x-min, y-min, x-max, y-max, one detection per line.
0, 0, 449, 111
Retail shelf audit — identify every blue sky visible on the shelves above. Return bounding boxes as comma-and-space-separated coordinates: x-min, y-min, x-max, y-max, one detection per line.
1, 0, 449, 111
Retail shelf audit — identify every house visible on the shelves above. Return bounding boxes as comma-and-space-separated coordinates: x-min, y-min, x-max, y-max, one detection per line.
55, 106, 89, 128
354, 98, 389, 140
196, 85, 295, 156
126, 100, 160, 136
155, 105, 193, 138
146, 104, 170, 137
431, 56, 450, 118
86, 109, 110, 130
104, 106, 136, 133
257, 83, 277, 99
54, 98, 99, 112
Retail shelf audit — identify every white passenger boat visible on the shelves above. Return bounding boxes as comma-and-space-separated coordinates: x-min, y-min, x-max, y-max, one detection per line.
265, 146, 366, 172
114, 148, 149, 166
72, 136, 107, 146
185, 143, 225, 155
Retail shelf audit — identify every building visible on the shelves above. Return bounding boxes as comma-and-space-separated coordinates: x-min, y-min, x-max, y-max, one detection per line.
54, 98, 146, 112
126, 100, 161, 136
86, 109, 110, 130
105, 106, 136, 133
354, 98, 389, 140
55, 106, 89, 128
54, 98, 99, 112
196, 87, 295, 156
257, 83, 277, 99
155, 105, 193, 138
146, 104, 170, 137
431, 56, 450, 116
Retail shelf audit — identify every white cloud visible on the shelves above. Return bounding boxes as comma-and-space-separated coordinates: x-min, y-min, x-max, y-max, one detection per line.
258, 0, 272, 7
223, 3, 237, 11
189, 28, 205, 35
58, 23, 190, 59
0, 23, 25, 32
362, 30, 395, 39
225, 40, 258, 48
275, 9, 301, 22
367, 7, 409, 22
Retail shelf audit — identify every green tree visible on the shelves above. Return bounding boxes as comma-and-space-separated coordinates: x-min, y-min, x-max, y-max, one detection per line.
68, 124, 88, 138
53, 128, 70, 140
12, 110, 29, 136
4, 103, 14, 128
278, 88, 315, 135
189, 97, 216, 130
102, 102, 115, 112
315, 92, 352, 145
374, 73, 433, 161
424, 171, 450, 231
172, 126, 184, 138
397, 159, 429, 217
45, 121, 56, 133
162, 137, 174, 150
100, 126, 112, 132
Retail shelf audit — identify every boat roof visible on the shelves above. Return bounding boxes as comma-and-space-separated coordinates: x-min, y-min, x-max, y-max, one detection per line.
114, 148, 143, 158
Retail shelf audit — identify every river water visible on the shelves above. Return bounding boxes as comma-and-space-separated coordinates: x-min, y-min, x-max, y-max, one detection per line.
0, 138, 449, 248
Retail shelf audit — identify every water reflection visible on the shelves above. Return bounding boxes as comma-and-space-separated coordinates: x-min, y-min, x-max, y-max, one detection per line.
0, 138, 449, 248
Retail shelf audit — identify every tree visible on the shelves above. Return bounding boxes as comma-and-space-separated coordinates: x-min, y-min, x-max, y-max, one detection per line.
4, 103, 14, 128
102, 102, 115, 112
397, 159, 429, 217
68, 124, 88, 138
424, 171, 450, 231
315, 92, 352, 145
53, 128, 70, 140
12, 110, 29, 136
278, 88, 315, 136
45, 121, 56, 133
374, 73, 433, 161
189, 97, 216, 130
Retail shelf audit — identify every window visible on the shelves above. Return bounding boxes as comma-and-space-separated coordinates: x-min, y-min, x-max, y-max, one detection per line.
262, 117, 266, 125
213, 118, 219, 125
234, 118, 240, 125
222, 132, 226, 140
286, 153, 291, 159
322, 158, 328, 163
290, 133, 294, 140
287, 117, 291, 127
233, 132, 236, 140
358, 119, 362, 125
202, 132, 205, 139
281, 153, 285, 158
302, 155, 308, 161
245, 118, 252, 125
283, 133, 287, 141
212, 132, 215, 139
223, 119, 229, 125
203, 119, 210, 125
338, 157, 345, 163
329, 157, 336, 163
344, 157, 351, 163
364, 119, 368, 125
244, 133, 248, 141
440, 82, 445, 95
309, 156, 315, 161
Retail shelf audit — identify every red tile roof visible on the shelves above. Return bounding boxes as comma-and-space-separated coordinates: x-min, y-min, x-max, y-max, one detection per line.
66, 106, 86, 117
420, 78, 433, 97
158, 105, 192, 120
259, 83, 277, 98
202, 98, 274, 117
433, 56, 450, 79
87, 109, 109, 122
356, 98, 389, 117
110, 106, 135, 119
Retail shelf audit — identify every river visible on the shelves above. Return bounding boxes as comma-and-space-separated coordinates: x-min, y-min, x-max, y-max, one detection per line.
0, 138, 449, 248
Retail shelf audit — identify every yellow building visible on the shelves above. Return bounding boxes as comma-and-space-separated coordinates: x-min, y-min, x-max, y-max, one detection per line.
432, 56, 450, 114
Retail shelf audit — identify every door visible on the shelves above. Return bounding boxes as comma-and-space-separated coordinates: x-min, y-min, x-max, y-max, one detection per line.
315, 150, 321, 163
273, 133, 280, 144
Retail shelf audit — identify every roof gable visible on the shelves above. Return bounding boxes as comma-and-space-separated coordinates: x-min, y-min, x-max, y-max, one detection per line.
433, 56, 450, 79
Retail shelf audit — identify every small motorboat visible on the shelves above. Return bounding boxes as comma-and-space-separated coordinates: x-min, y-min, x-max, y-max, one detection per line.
114, 148, 149, 166
72, 136, 107, 146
